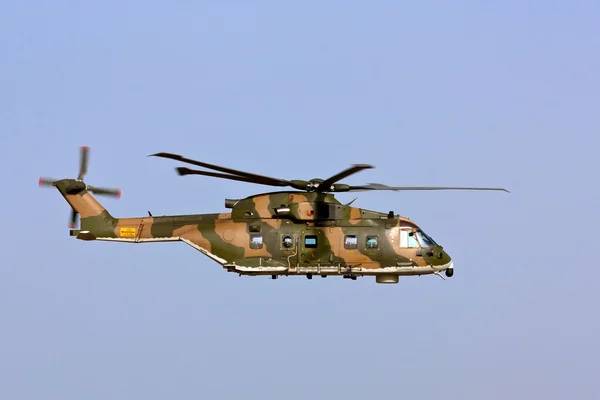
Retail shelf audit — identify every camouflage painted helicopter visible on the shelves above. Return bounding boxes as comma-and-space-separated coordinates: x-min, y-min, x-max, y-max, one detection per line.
39, 147, 509, 284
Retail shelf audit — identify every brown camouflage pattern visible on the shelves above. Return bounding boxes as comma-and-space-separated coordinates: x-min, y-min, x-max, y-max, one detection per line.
52, 178, 454, 283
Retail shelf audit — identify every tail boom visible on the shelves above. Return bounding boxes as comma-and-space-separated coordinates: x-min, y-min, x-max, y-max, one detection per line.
53, 180, 225, 264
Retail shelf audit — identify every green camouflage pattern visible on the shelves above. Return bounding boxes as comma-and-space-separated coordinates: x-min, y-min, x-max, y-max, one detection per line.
51, 178, 454, 284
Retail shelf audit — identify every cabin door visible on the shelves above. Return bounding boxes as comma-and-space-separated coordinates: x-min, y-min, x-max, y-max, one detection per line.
362, 230, 382, 264
299, 229, 321, 268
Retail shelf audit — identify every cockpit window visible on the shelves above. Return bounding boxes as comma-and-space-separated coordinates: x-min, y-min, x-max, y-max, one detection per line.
416, 231, 438, 248
408, 232, 419, 248
400, 230, 419, 248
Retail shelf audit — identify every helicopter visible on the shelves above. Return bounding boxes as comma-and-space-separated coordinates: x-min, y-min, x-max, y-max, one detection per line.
39, 146, 509, 284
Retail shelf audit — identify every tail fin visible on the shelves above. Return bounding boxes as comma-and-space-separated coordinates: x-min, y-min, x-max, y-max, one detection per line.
53, 179, 117, 234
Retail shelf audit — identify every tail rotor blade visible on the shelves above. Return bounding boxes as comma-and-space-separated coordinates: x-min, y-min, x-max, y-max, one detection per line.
69, 209, 78, 228
38, 177, 57, 186
78, 146, 89, 181
88, 185, 121, 198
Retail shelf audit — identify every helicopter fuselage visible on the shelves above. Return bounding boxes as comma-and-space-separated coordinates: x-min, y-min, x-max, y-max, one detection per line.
59, 182, 453, 284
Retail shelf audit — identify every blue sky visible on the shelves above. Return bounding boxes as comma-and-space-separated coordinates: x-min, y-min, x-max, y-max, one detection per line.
1, 1, 599, 399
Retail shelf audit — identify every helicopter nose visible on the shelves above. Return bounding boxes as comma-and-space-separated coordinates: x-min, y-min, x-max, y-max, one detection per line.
430, 248, 453, 277
440, 249, 454, 277
430, 247, 451, 264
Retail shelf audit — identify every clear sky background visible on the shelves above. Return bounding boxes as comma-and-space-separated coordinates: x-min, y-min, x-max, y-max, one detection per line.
1, 1, 599, 399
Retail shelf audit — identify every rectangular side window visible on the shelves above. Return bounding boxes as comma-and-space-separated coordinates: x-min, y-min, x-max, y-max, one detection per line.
250, 234, 263, 249
304, 235, 318, 248
344, 235, 357, 249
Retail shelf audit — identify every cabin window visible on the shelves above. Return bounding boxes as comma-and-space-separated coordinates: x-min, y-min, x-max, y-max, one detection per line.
304, 235, 318, 248
344, 235, 357, 249
366, 235, 379, 249
250, 234, 263, 249
399, 230, 419, 248
282, 235, 294, 249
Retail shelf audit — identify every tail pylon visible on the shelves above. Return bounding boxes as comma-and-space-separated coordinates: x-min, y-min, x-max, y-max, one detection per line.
39, 146, 121, 228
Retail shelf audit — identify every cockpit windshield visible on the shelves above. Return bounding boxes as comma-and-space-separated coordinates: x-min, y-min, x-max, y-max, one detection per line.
416, 230, 438, 248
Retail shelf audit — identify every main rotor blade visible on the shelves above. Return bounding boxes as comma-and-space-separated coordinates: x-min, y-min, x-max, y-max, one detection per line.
347, 183, 510, 192
176, 167, 289, 186
78, 146, 89, 181
318, 164, 374, 192
150, 152, 291, 186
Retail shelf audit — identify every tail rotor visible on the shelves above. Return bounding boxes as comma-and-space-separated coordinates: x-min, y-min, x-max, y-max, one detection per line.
39, 146, 121, 228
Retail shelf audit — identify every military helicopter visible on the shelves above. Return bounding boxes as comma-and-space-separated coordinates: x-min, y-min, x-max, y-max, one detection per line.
39, 147, 509, 284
